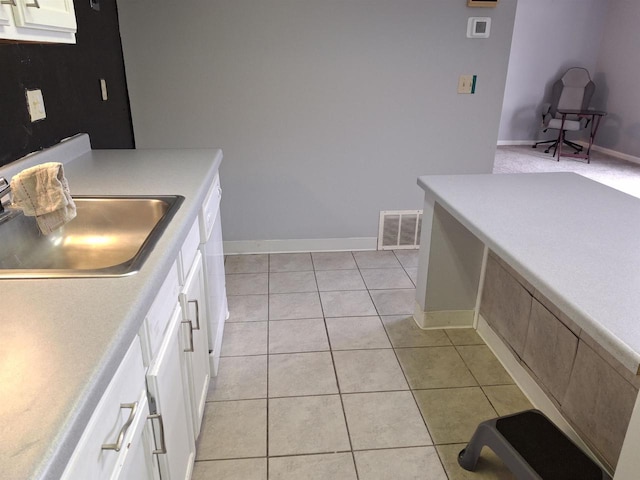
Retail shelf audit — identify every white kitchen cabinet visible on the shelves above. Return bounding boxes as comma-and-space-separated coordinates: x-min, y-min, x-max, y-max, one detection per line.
0, 0, 76, 43
139, 262, 181, 367
60, 338, 155, 480
12, 0, 76, 31
199, 173, 228, 375
147, 304, 196, 480
0, 4, 11, 25
57, 156, 226, 480
179, 251, 210, 439
111, 394, 158, 480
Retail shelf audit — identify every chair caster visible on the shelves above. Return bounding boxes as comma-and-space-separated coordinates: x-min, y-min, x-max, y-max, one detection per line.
544, 149, 551, 153
532, 145, 537, 149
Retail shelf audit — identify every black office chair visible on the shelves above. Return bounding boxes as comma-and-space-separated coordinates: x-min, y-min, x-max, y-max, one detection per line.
532, 68, 595, 156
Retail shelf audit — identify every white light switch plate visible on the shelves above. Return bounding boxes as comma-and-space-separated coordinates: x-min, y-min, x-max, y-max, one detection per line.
26, 89, 46, 122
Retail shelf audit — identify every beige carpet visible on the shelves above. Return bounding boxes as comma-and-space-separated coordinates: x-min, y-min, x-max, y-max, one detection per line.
493, 145, 640, 199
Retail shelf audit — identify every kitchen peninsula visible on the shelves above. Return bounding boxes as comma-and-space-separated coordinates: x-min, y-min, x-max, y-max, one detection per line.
414, 172, 640, 477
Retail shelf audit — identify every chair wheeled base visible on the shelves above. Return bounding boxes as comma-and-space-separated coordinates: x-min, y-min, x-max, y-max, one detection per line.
458, 410, 611, 480
532, 136, 583, 156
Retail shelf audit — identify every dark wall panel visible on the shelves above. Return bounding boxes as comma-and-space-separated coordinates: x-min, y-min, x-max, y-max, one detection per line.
0, 0, 134, 167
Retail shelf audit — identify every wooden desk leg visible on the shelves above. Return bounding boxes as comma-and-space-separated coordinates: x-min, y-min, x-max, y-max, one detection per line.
556, 114, 567, 162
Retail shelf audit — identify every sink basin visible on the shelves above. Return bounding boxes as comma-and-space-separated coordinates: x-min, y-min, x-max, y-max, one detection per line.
0, 195, 184, 278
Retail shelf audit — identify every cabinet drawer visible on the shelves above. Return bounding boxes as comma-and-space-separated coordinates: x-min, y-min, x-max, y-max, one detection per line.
199, 173, 221, 242
179, 219, 201, 285
61, 337, 146, 480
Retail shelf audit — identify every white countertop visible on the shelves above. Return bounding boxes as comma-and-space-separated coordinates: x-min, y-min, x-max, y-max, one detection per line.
0, 135, 222, 480
418, 172, 640, 375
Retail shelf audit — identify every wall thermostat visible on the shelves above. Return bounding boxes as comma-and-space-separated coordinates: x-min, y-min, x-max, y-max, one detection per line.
467, 17, 491, 38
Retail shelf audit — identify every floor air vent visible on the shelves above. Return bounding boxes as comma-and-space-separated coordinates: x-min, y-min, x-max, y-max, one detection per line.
378, 210, 423, 250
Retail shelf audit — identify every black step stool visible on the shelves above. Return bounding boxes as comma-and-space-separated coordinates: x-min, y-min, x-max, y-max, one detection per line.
458, 409, 611, 480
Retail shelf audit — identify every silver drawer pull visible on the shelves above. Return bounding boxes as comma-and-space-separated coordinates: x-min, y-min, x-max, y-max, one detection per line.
182, 320, 194, 352
0, 1, 17, 6
24, 0, 40, 7
189, 299, 200, 330
101, 402, 138, 452
148, 414, 167, 454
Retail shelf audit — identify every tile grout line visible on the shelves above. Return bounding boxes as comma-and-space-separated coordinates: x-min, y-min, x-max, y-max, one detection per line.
319, 252, 361, 480
266, 254, 270, 479
388, 249, 452, 479
452, 343, 501, 419
358, 250, 452, 479
392, 249, 419, 287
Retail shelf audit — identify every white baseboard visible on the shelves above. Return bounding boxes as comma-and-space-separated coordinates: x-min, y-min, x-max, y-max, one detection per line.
498, 139, 640, 165
413, 303, 475, 329
497, 140, 535, 146
588, 144, 640, 165
223, 237, 378, 254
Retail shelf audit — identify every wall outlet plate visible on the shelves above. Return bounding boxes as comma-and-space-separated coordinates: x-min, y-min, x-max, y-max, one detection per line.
26, 89, 46, 122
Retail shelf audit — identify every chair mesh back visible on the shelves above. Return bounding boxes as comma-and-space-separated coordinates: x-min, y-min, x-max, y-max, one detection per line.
557, 87, 585, 110
550, 68, 595, 117
558, 68, 593, 110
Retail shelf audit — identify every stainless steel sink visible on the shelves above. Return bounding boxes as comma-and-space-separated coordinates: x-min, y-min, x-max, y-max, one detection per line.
0, 195, 184, 278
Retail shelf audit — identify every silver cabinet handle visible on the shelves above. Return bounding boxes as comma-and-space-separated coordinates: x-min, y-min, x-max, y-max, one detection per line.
148, 414, 167, 454
24, 0, 40, 7
182, 320, 194, 352
0, 1, 17, 6
188, 299, 200, 330
101, 402, 138, 452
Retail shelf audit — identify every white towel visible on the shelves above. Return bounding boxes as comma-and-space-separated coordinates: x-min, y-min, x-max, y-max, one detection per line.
10, 162, 77, 235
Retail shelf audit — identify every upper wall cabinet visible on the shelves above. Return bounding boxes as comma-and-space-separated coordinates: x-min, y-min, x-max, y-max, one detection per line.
0, 0, 77, 43
0, 4, 12, 25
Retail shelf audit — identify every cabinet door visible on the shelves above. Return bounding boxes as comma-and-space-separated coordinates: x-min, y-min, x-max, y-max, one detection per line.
12, 0, 76, 32
180, 251, 211, 439
110, 394, 158, 480
202, 208, 228, 375
61, 338, 147, 480
0, 4, 11, 25
147, 305, 195, 480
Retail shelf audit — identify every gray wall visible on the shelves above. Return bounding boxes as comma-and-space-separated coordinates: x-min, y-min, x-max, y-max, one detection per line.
498, 0, 608, 143
118, 0, 517, 244
592, 1, 640, 157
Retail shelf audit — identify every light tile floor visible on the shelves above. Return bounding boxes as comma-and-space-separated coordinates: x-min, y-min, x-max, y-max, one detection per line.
194, 251, 533, 480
